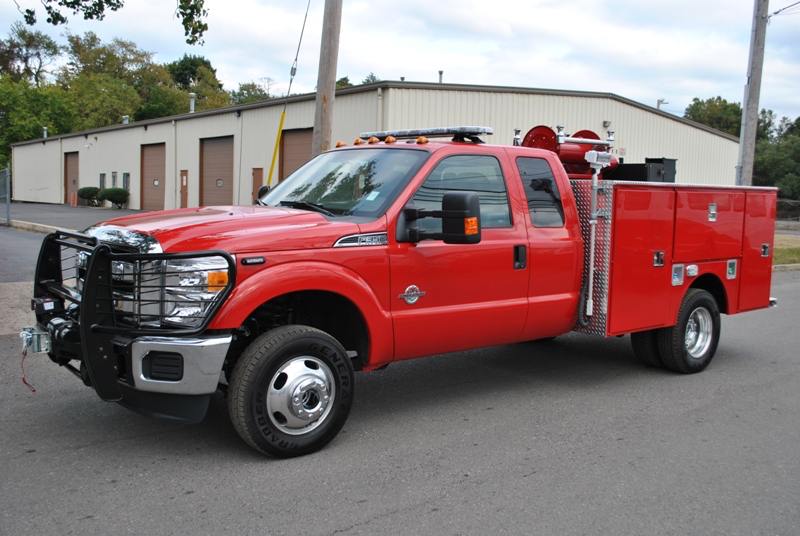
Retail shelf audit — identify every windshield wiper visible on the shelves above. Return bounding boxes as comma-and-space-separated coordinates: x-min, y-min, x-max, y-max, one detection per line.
278, 200, 336, 217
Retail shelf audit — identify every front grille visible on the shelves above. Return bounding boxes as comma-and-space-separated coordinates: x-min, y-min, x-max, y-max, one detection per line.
39, 230, 235, 335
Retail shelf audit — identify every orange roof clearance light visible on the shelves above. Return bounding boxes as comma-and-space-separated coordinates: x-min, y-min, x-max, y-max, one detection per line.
368, 136, 380, 144
353, 137, 365, 145
335, 140, 347, 148
464, 217, 479, 236
385, 135, 397, 144
416, 136, 429, 144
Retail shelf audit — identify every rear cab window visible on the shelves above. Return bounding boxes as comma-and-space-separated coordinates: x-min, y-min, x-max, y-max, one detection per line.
515, 157, 565, 227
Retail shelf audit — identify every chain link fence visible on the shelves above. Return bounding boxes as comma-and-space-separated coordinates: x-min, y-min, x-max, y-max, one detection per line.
0, 168, 10, 226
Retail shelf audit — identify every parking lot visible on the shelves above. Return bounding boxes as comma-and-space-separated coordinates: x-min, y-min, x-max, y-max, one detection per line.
1, 226, 798, 535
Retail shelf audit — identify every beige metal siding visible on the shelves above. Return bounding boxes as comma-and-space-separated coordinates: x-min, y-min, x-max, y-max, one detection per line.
140, 143, 166, 211
280, 129, 313, 180
11, 142, 61, 203
200, 136, 234, 206
384, 88, 739, 185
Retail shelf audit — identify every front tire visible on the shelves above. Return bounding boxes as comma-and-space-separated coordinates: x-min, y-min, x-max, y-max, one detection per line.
228, 325, 354, 457
657, 289, 721, 374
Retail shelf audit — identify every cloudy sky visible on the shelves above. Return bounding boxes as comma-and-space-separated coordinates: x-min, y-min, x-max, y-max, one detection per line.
2, 0, 799, 119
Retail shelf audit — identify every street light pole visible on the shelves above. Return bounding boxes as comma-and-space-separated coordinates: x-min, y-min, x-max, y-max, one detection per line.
735, 0, 769, 186
311, 0, 343, 158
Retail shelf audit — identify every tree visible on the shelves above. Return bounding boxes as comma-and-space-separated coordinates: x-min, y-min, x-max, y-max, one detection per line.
361, 72, 379, 84
166, 54, 218, 90
754, 133, 800, 199
0, 75, 75, 167
134, 64, 186, 120
230, 82, 269, 105
16, 0, 208, 44
192, 65, 229, 110
0, 22, 60, 86
60, 32, 151, 84
67, 73, 141, 130
335, 76, 352, 89
684, 96, 742, 137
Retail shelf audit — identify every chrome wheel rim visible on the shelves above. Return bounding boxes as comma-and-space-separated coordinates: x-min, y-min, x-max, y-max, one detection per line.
685, 307, 713, 359
266, 356, 335, 436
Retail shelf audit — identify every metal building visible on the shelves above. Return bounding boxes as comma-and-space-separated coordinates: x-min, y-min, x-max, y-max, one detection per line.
11, 81, 739, 210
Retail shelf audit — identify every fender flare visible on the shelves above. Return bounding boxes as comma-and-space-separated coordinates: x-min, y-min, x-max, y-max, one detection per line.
209, 261, 393, 366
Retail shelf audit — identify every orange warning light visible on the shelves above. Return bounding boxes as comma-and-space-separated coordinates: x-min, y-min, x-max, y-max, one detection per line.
335, 140, 347, 148
385, 135, 397, 144
464, 217, 479, 235
368, 136, 380, 144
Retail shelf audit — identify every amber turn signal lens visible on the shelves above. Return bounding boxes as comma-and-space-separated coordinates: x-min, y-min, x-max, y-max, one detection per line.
207, 271, 229, 292
464, 217, 479, 235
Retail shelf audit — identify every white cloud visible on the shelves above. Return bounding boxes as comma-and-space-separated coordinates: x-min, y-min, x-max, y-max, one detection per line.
1, 0, 797, 118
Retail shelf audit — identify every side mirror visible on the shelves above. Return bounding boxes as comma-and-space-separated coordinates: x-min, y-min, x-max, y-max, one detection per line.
256, 184, 270, 200
441, 192, 481, 244
397, 191, 481, 244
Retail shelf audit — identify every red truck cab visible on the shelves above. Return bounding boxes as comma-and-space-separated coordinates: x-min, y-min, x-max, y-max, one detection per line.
24, 126, 776, 457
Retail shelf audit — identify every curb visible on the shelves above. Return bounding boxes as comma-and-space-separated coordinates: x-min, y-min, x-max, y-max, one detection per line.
8, 219, 75, 234
774, 263, 800, 272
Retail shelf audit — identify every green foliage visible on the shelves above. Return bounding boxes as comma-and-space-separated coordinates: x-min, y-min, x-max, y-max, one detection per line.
98, 187, 129, 208
230, 82, 269, 105
60, 32, 151, 84
754, 133, 800, 199
0, 22, 60, 86
361, 72, 379, 84
17, 0, 207, 45
77, 186, 100, 206
0, 75, 75, 167
192, 65, 229, 110
67, 73, 141, 130
133, 64, 186, 120
684, 96, 742, 137
166, 54, 217, 90
336, 76, 352, 89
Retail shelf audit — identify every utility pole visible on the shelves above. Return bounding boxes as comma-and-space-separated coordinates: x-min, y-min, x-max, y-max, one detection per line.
736, 0, 769, 186
311, 0, 343, 157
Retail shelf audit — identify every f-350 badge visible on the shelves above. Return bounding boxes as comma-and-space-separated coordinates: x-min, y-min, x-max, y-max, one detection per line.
399, 285, 426, 305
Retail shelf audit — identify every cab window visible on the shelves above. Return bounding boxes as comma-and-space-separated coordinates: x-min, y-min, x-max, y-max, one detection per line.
516, 157, 564, 227
410, 155, 511, 233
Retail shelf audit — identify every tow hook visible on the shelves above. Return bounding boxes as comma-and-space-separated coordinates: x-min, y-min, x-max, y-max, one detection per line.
769, 297, 778, 308
20, 327, 51, 354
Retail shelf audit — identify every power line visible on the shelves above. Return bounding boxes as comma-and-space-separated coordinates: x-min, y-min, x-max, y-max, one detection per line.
771, 0, 800, 16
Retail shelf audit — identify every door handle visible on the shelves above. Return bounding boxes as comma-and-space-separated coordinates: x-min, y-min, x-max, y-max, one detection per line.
513, 244, 527, 270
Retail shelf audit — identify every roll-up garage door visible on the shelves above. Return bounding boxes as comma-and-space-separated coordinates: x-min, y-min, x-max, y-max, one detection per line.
200, 136, 234, 206
280, 129, 313, 181
140, 143, 166, 211
64, 152, 79, 204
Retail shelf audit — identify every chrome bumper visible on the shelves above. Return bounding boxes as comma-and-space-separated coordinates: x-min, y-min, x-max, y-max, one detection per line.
130, 335, 232, 395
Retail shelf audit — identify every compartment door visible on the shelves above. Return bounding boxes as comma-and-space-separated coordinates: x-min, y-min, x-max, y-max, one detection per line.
607, 186, 676, 335
674, 190, 745, 262
738, 191, 777, 311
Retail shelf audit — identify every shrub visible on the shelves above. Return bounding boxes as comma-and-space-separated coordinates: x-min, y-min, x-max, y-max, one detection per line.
98, 187, 130, 209
77, 186, 100, 206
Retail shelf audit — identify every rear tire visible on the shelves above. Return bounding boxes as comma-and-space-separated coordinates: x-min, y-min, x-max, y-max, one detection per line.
657, 289, 721, 374
631, 330, 663, 368
228, 325, 354, 457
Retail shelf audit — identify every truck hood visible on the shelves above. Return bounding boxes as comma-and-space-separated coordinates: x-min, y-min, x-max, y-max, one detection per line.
91, 205, 363, 253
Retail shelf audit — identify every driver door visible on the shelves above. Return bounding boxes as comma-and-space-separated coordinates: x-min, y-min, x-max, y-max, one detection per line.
389, 153, 529, 360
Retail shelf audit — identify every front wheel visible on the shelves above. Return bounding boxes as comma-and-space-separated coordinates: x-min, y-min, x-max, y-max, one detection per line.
657, 289, 721, 374
228, 325, 354, 457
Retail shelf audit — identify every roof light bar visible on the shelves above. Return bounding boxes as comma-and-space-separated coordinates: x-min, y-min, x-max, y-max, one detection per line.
359, 126, 493, 142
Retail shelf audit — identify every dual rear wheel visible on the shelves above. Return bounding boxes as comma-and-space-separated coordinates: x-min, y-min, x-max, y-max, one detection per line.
631, 289, 721, 374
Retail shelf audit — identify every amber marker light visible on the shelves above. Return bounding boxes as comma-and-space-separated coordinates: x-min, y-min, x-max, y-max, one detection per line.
368, 136, 380, 144
353, 137, 364, 145
416, 136, 428, 144
464, 217, 479, 235
207, 271, 229, 292
385, 135, 397, 144
335, 140, 347, 148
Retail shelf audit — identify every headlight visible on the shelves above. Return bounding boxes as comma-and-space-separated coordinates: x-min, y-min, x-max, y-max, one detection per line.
162, 255, 231, 327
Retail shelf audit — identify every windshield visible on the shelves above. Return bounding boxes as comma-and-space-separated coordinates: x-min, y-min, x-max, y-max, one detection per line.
261, 148, 429, 218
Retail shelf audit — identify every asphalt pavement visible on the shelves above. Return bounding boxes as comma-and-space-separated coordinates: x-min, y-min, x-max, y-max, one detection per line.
0, 226, 799, 535
9, 201, 138, 230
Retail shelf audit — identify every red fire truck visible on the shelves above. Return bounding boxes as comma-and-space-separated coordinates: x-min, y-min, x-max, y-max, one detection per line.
23, 126, 777, 457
